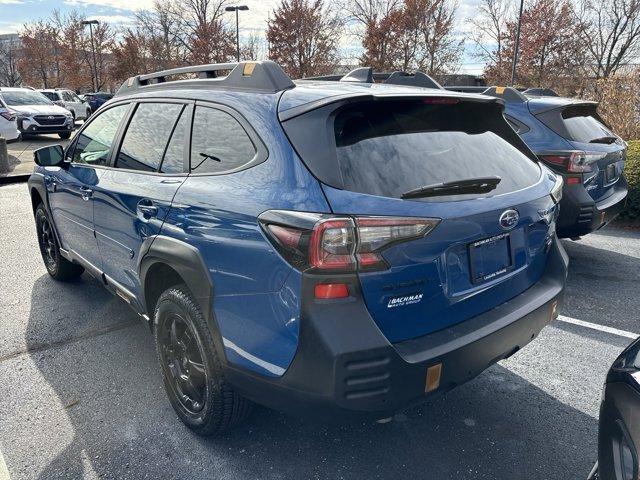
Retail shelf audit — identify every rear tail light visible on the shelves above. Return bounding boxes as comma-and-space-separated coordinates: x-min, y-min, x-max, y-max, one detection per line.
538, 151, 606, 173
260, 211, 440, 273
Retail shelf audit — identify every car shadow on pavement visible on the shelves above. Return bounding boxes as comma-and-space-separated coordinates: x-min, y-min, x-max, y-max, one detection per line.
23, 274, 599, 480
561, 237, 640, 333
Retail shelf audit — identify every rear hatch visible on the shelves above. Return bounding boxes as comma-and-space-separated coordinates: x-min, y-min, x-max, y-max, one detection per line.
281, 95, 558, 343
532, 101, 626, 203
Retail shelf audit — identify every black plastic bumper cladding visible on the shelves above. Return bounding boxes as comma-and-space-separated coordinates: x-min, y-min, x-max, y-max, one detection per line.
556, 176, 627, 238
224, 238, 568, 420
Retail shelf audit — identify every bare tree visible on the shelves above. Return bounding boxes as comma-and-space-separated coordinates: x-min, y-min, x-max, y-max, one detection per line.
267, 0, 342, 78
577, 0, 640, 79
468, 0, 512, 67
167, 0, 235, 63
0, 36, 21, 87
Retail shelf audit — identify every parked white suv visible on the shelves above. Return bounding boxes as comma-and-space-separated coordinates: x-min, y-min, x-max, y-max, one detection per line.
0, 88, 74, 139
0, 106, 20, 142
39, 89, 92, 121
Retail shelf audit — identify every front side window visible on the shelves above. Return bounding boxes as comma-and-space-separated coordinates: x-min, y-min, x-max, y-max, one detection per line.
72, 104, 128, 166
116, 103, 184, 172
190, 106, 256, 174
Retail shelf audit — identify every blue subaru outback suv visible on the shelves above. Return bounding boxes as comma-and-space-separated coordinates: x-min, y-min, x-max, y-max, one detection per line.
28, 61, 568, 435
449, 86, 628, 239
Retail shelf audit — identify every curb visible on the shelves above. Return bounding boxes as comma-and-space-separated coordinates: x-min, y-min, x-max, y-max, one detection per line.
0, 174, 29, 186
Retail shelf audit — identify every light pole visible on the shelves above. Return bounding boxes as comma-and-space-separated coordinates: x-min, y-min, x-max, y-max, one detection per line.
225, 5, 249, 62
81, 19, 99, 91
510, 0, 524, 86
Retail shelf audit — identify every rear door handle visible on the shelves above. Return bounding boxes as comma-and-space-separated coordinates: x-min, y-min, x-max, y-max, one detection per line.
137, 199, 158, 219
79, 186, 93, 201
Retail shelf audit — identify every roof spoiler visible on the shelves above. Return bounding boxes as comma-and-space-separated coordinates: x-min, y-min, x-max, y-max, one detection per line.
116, 60, 295, 96
307, 67, 443, 89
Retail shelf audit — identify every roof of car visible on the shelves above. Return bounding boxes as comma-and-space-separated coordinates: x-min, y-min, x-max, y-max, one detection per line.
115, 61, 502, 120
278, 80, 500, 120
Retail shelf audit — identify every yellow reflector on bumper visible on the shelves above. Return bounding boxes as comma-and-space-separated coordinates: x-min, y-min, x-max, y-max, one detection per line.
425, 363, 442, 392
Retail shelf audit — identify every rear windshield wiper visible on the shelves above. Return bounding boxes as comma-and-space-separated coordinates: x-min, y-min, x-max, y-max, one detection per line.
401, 176, 502, 200
589, 136, 618, 144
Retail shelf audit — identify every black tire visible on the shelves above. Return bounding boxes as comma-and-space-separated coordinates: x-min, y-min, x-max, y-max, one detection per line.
58, 132, 71, 139
154, 285, 252, 435
35, 203, 84, 281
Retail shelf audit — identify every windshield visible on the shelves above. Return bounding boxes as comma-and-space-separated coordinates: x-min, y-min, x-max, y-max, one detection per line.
1, 90, 53, 106
333, 100, 541, 200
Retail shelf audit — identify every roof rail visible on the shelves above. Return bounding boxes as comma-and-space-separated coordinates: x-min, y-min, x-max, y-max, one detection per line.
305, 67, 442, 89
523, 87, 559, 97
481, 86, 528, 103
116, 60, 295, 96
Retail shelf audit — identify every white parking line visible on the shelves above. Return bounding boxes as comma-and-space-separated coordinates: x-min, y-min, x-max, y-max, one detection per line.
0, 448, 10, 480
558, 315, 639, 340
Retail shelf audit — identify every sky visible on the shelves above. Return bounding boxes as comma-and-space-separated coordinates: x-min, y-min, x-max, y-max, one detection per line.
0, 0, 486, 74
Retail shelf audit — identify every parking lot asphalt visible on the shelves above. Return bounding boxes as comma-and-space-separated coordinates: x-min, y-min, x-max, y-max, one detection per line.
1, 134, 73, 179
0, 183, 638, 480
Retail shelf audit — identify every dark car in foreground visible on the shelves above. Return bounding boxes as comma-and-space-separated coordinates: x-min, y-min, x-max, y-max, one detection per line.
466, 87, 628, 239
589, 337, 640, 480
28, 61, 567, 435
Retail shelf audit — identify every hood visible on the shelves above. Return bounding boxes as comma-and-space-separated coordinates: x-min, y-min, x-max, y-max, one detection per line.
9, 104, 71, 116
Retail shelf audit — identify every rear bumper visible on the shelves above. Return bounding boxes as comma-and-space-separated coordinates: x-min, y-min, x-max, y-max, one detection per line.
557, 176, 628, 238
225, 237, 569, 420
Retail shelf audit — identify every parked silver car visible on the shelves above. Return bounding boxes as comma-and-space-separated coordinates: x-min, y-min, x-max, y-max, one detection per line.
39, 88, 92, 121
0, 88, 74, 139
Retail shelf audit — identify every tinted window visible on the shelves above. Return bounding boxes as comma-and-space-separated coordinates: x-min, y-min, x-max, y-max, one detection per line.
561, 105, 614, 143
72, 105, 128, 166
160, 109, 189, 174
333, 100, 540, 200
190, 106, 256, 174
41, 92, 59, 101
116, 103, 184, 172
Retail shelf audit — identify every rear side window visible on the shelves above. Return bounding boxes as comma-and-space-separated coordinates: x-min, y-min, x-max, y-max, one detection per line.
116, 103, 184, 172
72, 104, 128, 166
327, 100, 540, 200
41, 92, 59, 101
190, 106, 256, 174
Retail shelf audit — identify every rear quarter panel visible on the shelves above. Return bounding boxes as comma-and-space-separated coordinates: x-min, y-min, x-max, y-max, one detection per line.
164, 93, 330, 377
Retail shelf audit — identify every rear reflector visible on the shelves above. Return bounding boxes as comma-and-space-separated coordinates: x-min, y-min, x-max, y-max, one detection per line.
314, 283, 349, 299
425, 363, 443, 392
566, 176, 581, 185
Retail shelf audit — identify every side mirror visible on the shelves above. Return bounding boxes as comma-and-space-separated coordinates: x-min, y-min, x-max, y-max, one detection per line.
34, 145, 65, 167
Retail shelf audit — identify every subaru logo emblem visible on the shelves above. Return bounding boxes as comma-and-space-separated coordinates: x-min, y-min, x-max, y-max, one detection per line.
48, 115, 54, 120
499, 209, 519, 230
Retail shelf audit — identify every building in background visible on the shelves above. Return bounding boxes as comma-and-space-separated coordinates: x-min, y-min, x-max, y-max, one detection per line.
0, 33, 21, 87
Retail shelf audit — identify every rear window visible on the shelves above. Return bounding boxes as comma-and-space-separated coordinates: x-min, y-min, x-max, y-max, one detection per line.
561, 105, 613, 143
537, 104, 615, 143
329, 100, 540, 200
